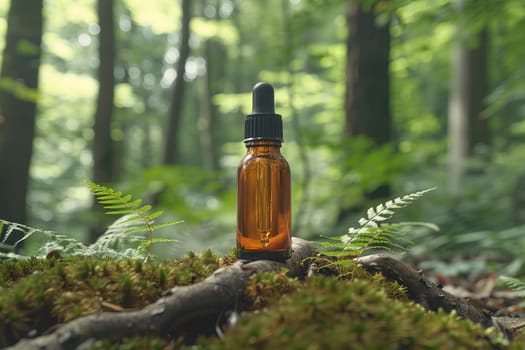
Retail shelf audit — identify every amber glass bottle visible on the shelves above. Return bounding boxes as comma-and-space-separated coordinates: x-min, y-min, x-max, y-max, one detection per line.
237, 82, 291, 260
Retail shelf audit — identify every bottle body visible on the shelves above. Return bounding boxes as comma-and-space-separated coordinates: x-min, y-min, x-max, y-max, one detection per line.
237, 140, 291, 260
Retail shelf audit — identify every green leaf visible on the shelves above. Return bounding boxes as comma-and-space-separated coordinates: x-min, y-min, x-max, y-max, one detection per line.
139, 237, 179, 247
106, 209, 136, 215
137, 204, 153, 214
145, 211, 164, 221
103, 204, 133, 209
119, 194, 133, 203
499, 276, 525, 291
150, 221, 183, 231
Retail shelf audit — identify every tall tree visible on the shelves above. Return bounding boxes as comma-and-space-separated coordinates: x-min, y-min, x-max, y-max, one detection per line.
344, 1, 391, 146
467, 28, 489, 153
338, 0, 392, 224
448, 0, 489, 194
0, 0, 44, 224
93, 0, 116, 185
90, 0, 116, 242
163, 0, 192, 165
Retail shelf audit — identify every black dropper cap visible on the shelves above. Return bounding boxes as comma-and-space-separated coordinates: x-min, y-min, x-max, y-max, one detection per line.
244, 82, 283, 142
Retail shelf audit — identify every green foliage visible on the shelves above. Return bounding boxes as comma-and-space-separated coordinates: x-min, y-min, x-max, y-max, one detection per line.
498, 276, 525, 291
498, 276, 525, 308
86, 180, 181, 257
322, 188, 438, 258
0, 180, 181, 260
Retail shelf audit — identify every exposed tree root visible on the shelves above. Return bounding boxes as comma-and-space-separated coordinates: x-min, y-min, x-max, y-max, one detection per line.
7, 238, 524, 349
355, 254, 493, 327
355, 254, 525, 339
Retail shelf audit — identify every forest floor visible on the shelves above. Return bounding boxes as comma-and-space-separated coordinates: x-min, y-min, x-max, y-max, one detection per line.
1, 238, 524, 349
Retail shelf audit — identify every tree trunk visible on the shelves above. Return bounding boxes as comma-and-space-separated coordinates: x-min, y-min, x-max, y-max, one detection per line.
282, 0, 312, 236
90, 0, 116, 242
0, 0, 43, 226
339, 0, 392, 223
231, 0, 246, 93
447, 25, 469, 195
198, 0, 222, 171
162, 0, 192, 165
344, 1, 391, 145
467, 27, 490, 154
198, 41, 220, 171
448, 0, 489, 194
93, 0, 116, 185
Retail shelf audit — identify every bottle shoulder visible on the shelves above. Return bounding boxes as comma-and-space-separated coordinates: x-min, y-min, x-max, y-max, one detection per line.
239, 152, 289, 164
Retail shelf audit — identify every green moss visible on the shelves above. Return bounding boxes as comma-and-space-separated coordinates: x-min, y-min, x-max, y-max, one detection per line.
92, 336, 179, 350
243, 270, 300, 310
0, 250, 226, 347
200, 275, 511, 350
511, 331, 525, 348
1, 253, 523, 350
0, 257, 57, 287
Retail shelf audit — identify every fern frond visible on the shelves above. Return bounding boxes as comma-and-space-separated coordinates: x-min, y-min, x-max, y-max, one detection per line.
323, 188, 437, 258
87, 180, 181, 257
499, 276, 525, 291
357, 188, 436, 230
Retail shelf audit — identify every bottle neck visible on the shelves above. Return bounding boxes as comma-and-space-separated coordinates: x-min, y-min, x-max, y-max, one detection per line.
244, 140, 282, 154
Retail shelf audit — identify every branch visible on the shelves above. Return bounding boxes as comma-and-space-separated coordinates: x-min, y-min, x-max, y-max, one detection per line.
7, 238, 315, 350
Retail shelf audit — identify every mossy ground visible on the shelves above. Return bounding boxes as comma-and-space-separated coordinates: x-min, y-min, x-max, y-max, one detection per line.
0, 250, 233, 347
1, 254, 523, 349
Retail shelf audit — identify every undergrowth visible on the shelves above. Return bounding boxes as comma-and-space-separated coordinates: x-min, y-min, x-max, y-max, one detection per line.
0, 181, 181, 260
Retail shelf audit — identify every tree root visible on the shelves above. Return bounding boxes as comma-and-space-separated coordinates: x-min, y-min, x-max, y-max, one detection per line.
355, 254, 493, 327
355, 254, 525, 339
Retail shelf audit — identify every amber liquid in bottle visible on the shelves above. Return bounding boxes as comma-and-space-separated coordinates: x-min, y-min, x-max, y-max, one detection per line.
237, 140, 291, 260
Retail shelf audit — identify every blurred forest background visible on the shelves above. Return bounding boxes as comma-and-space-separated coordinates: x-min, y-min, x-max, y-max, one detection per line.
1, 0, 525, 265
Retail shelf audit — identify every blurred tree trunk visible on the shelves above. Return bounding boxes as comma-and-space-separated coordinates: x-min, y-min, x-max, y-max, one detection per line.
344, 1, 391, 146
93, 0, 116, 185
90, 0, 116, 242
282, 0, 312, 235
447, 27, 469, 195
231, 0, 247, 93
448, 0, 489, 194
467, 27, 489, 154
338, 0, 391, 223
198, 0, 223, 171
163, 0, 192, 165
198, 40, 221, 171
0, 0, 43, 225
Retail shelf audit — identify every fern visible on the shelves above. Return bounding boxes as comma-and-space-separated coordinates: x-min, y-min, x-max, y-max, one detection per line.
498, 276, 525, 291
0, 220, 45, 259
0, 183, 181, 260
322, 188, 438, 258
87, 180, 181, 256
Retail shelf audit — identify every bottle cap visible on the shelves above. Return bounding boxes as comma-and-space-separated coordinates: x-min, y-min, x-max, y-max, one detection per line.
244, 82, 283, 142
